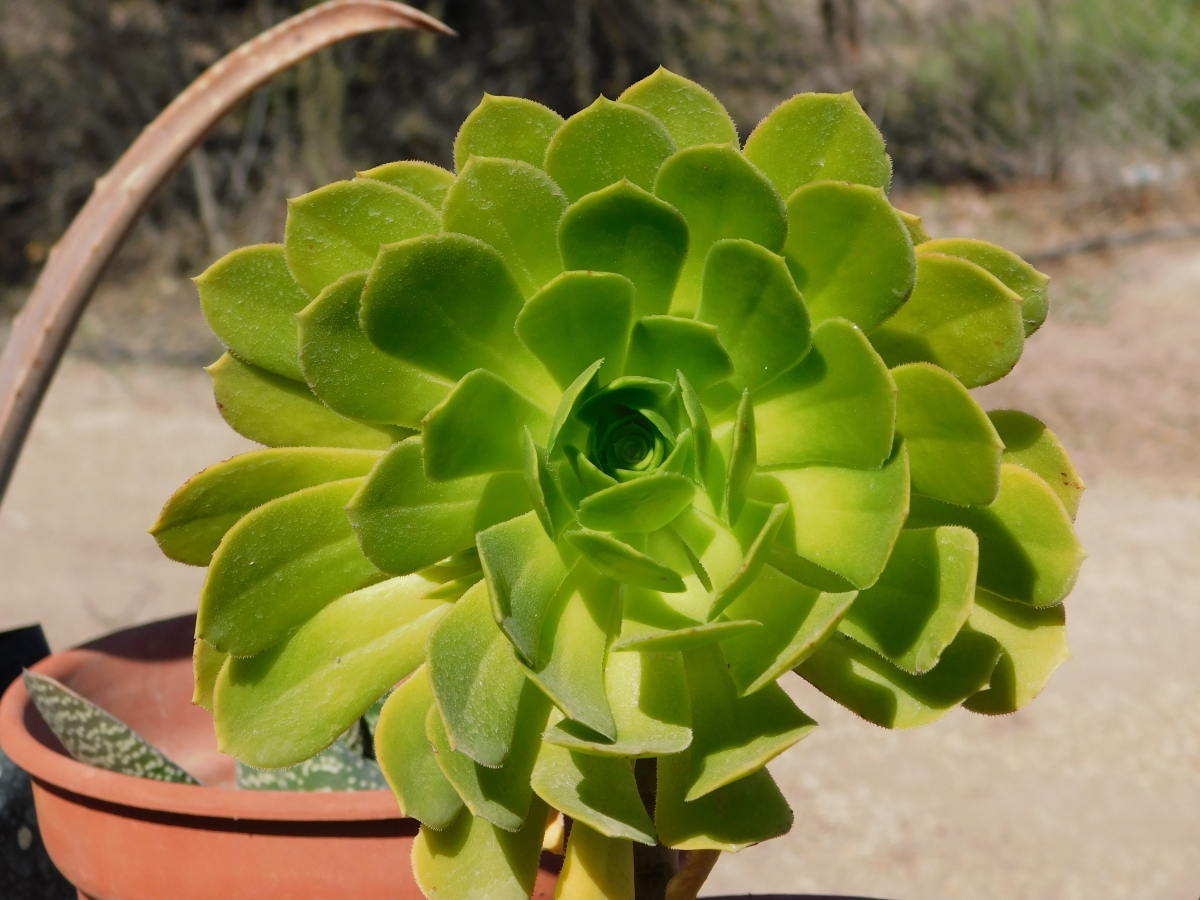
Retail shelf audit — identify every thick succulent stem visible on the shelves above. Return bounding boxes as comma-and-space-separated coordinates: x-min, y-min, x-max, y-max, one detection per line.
633, 758, 678, 900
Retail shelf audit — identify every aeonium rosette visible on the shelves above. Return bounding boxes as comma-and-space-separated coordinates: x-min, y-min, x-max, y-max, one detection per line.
152, 68, 1085, 900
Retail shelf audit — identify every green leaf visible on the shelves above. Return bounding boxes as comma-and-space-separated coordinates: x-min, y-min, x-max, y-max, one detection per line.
357, 159, 455, 208
920, 238, 1050, 336
893, 362, 1003, 506
576, 376, 675, 425
710, 502, 788, 618
989, 410, 1085, 520
23, 672, 200, 785
750, 439, 910, 589
678, 374, 714, 496
427, 581, 528, 767
547, 360, 604, 457
423, 370, 553, 480
544, 648, 691, 757
654, 144, 787, 316
838, 526, 978, 675
284, 179, 439, 297
522, 430, 570, 538
478, 510, 573, 666
963, 588, 1070, 715
212, 573, 447, 766
743, 91, 891, 198
515, 271, 634, 389
906, 463, 1085, 608
347, 438, 531, 575
235, 736, 387, 792
613, 586, 760, 653
577, 474, 695, 533
797, 627, 1001, 729
870, 254, 1025, 389
897, 208, 931, 245
724, 391, 756, 525
297, 272, 452, 427
427, 682, 550, 831
531, 737, 656, 844
151, 447, 380, 567
195, 244, 309, 380
454, 94, 564, 171
545, 97, 677, 202
198, 479, 378, 656
656, 755, 793, 851
375, 666, 464, 829
565, 529, 686, 593
697, 239, 811, 393
752, 318, 896, 469
192, 638, 226, 711
783, 181, 915, 332
442, 157, 567, 297
618, 67, 738, 149
719, 564, 856, 695
557, 180, 689, 319
412, 797, 550, 900
623, 316, 732, 393
679, 645, 815, 800
360, 234, 555, 407
552, 822, 636, 898
208, 353, 408, 450
667, 505, 745, 608
521, 560, 620, 739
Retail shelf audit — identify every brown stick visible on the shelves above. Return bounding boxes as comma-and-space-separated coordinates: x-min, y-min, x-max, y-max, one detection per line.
0, 0, 453, 504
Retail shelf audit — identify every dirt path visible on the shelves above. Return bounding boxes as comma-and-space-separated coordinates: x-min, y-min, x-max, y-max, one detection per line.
2, 224, 1199, 898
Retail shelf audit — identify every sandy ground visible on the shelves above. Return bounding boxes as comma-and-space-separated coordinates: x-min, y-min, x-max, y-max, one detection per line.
1, 203, 1199, 897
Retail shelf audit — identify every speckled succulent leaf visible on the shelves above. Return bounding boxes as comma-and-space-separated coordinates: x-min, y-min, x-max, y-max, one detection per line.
443, 157, 567, 297
654, 144, 786, 316
455, 94, 564, 172
557, 180, 689, 319
838, 526, 979, 675
892, 362, 1003, 506
208, 352, 409, 449
797, 627, 1001, 729
198, 478, 379, 656
696, 240, 811, 395
213, 574, 447, 767
907, 464, 1085, 608
718, 564, 857, 696
284, 178, 439, 297
412, 797, 550, 900
531, 739, 656, 844
619, 67, 738, 150
655, 755, 793, 851
152, 447, 381, 566
751, 318, 895, 469
235, 735, 387, 792
552, 821, 637, 900
679, 645, 815, 801
870, 254, 1025, 388
919, 238, 1050, 336
783, 181, 915, 332
516, 272, 634, 389
427, 681, 549, 831
347, 439, 530, 575
24, 672, 199, 785
195, 243, 309, 380
357, 159, 456, 208
963, 588, 1070, 714
545, 649, 691, 757
989, 410, 1085, 519
546, 97, 677, 202
375, 666, 465, 829
297, 272, 452, 427
743, 91, 891, 198
192, 638, 226, 711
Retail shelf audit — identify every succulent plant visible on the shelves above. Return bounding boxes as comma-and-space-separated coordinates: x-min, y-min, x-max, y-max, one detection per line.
153, 68, 1085, 900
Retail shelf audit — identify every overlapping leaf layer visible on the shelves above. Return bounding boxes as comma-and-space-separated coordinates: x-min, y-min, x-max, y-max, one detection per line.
155, 68, 1084, 900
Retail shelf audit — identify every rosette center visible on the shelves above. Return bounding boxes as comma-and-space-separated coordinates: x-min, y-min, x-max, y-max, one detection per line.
590, 407, 671, 478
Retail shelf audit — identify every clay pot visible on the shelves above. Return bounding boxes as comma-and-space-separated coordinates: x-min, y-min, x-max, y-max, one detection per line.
0, 614, 560, 900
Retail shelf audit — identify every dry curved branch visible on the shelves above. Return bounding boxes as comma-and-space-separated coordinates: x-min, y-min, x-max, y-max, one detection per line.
0, 0, 453, 503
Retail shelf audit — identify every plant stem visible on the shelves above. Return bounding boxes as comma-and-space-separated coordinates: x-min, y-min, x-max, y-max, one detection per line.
633, 758, 678, 900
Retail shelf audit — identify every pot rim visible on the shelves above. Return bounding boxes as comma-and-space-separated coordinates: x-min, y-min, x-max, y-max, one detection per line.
0, 617, 406, 823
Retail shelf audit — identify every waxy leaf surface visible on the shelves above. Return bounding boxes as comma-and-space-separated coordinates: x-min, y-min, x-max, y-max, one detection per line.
920, 238, 1049, 335
618, 67, 738, 149
552, 822, 636, 900
656, 755, 793, 851
624, 316, 732, 392
577, 474, 695, 533
455, 95, 564, 171
357, 160, 455, 208
989, 410, 1084, 519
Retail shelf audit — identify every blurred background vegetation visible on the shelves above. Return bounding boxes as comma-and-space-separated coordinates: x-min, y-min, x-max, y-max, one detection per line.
3, 0, 1200, 360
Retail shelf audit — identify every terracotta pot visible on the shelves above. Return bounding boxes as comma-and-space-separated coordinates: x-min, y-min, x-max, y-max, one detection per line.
0, 614, 560, 900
